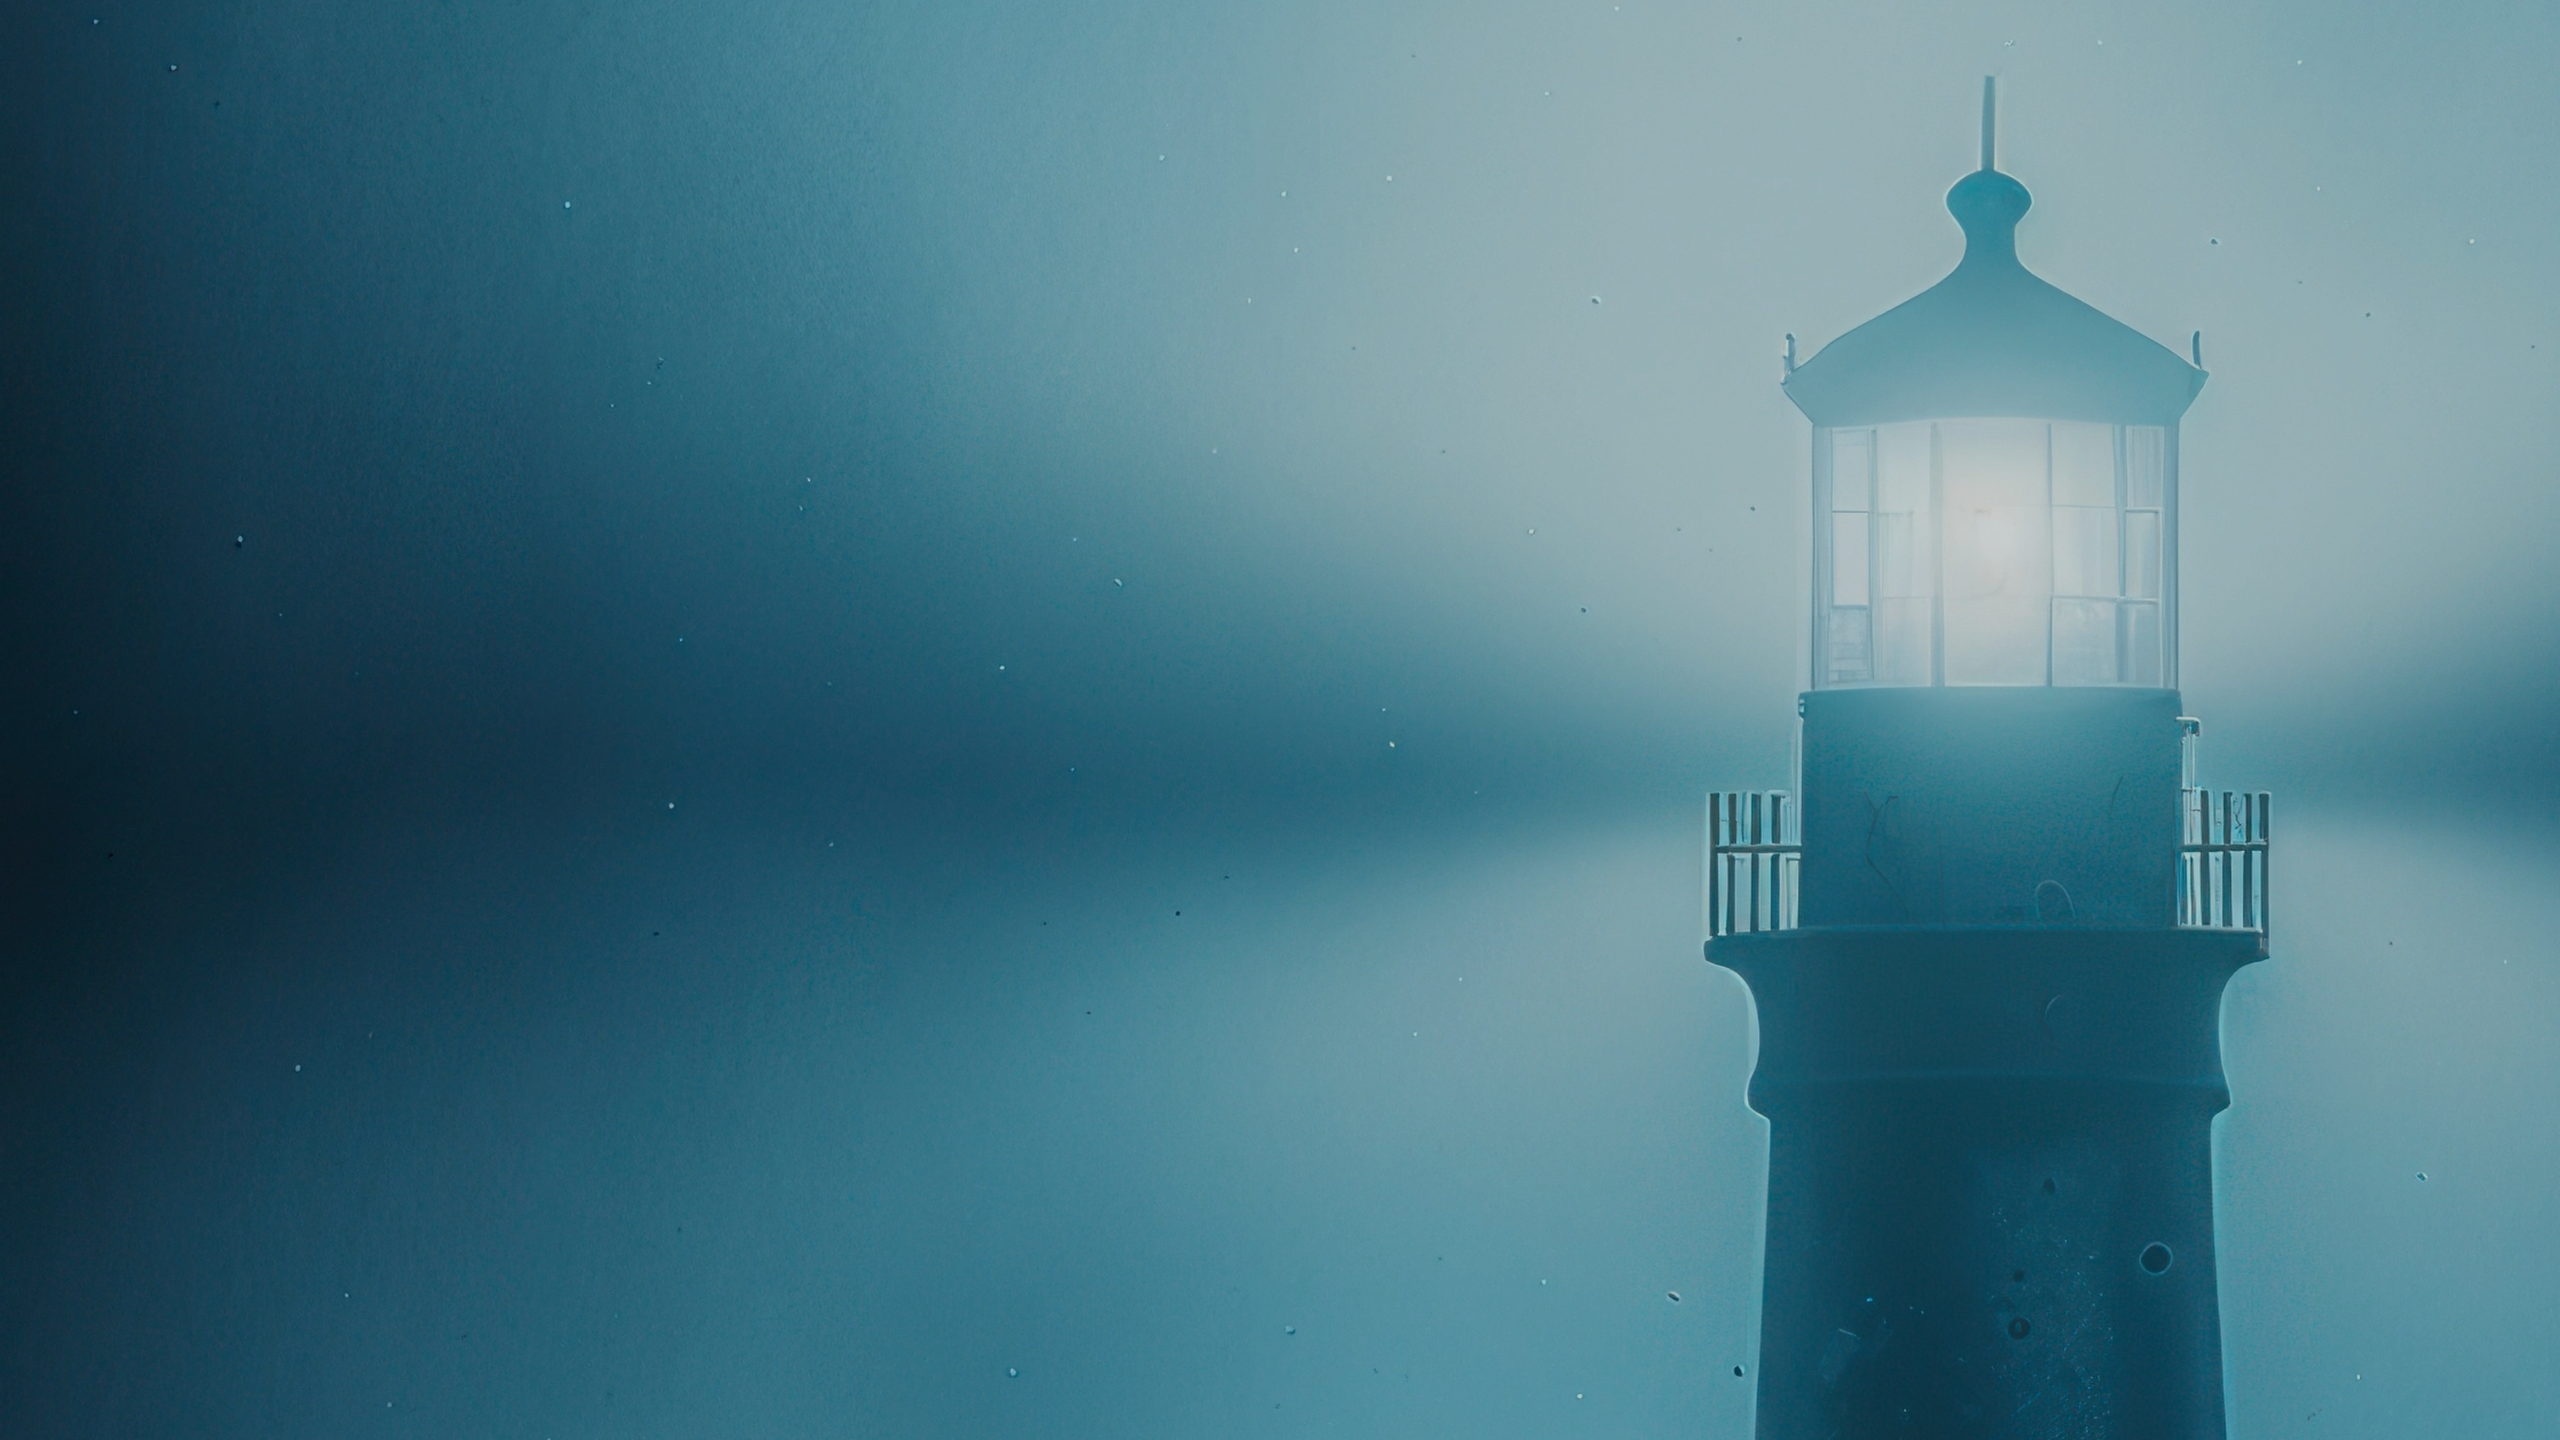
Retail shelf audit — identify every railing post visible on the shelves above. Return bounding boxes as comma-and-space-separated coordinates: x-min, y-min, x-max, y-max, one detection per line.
2256, 790, 2272, 936
1750, 791, 1766, 933
1781, 784, 1802, 932
1706, 792, 1722, 940
2219, 790, 2235, 928
2241, 791, 2258, 931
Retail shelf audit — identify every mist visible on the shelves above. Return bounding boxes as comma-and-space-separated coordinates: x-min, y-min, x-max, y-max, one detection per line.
6, 0, 2556, 1435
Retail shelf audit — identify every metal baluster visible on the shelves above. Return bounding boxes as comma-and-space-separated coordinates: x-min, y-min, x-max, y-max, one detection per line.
1747, 791, 1759, 933
2241, 791, 2258, 930
2211, 789, 2232, 922
1706, 793, 1722, 938
2181, 787, 2198, 925
1721, 792, 1736, 938
2204, 789, 2219, 927
1740, 784, 1761, 932
1773, 791, 1790, 929
2205, 791, 2220, 927
1781, 784, 1802, 932
2256, 791, 2272, 936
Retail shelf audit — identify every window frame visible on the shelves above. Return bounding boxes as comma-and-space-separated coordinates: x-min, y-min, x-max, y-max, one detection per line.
1808, 420, 2179, 690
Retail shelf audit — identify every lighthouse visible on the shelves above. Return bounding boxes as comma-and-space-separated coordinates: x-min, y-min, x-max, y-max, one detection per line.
1707, 82, 2271, 1438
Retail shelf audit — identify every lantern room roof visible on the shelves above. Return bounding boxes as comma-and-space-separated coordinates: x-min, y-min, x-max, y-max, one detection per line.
1782, 154, 2207, 429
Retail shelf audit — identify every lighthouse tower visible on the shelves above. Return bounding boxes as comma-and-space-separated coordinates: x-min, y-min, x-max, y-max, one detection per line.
1707, 83, 2270, 1438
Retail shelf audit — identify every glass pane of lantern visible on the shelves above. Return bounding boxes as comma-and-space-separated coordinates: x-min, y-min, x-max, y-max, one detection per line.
1944, 595, 2048, 684
1827, 608, 1872, 683
1875, 598, 1931, 684
2053, 506, 2120, 597
1832, 512, 1871, 606
1874, 425, 1931, 618
1939, 419, 2048, 507
2125, 426, 2166, 507
1876, 512, 1924, 598
2052, 598, 2118, 685
1876, 423, 1930, 513
2123, 601, 2162, 685
1940, 420, 2053, 686
1831, 430, 1873, 511
2124, 510, 2162, 600
1945, 503, 2050, 602
2052, 422, 2116, 507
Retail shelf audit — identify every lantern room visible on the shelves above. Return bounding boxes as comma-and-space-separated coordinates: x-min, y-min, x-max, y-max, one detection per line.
1782, 87, 2206, 691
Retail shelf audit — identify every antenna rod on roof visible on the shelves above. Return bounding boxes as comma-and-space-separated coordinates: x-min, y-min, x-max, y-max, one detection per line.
1980, 76, 1997, 171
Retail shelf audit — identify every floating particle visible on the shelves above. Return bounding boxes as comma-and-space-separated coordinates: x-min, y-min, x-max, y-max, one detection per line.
1007, 1367, 1018, 1378
1734, 1365, 1746, 1377
234, 535, 244, 547
1284, 1326, 1295, 1335
1667, 1291, 1681, 1303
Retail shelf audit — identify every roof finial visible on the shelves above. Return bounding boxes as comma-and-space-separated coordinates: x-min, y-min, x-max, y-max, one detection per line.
1980, 76, 1997, 172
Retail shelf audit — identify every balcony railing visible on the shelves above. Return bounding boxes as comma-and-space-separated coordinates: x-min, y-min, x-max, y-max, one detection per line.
1706, 790, 1800, 937
2180, 788, 2270, 936
1704, 785, 2273, 940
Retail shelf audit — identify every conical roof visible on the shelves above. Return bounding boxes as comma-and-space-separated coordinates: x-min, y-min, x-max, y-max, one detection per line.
1781, 164, 2206, 428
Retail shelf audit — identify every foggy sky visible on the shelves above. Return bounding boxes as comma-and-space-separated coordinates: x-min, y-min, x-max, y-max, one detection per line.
6, 1, 2557, 1436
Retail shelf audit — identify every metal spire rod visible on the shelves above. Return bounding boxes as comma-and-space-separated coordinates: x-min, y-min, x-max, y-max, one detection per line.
1980, 76, 1997, 171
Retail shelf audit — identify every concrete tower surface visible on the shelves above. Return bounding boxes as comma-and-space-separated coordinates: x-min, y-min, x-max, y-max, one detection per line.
1707, 82, 2271, 1439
